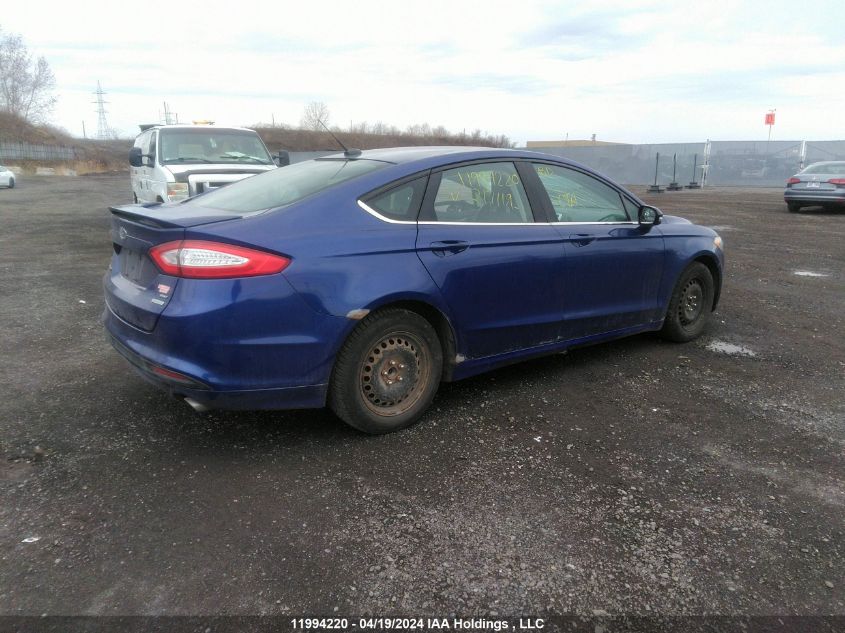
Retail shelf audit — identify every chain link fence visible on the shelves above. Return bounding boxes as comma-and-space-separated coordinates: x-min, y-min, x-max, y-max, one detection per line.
0, 141, 78, 161
4, 139, 844, 184
534, 143, 705, 187
524, 140, 845, 187
805, 141, 845, 164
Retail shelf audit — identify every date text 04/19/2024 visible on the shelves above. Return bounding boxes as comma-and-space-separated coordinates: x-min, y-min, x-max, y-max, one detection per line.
290, 617, 546, 630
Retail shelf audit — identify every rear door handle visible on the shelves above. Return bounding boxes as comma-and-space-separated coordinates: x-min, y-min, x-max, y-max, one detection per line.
570, 233, 596, 246
430, 240, 470, 256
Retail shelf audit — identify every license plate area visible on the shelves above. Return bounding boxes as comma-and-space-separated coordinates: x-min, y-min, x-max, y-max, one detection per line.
120, 249, 147, 284
807, 181, 820, 188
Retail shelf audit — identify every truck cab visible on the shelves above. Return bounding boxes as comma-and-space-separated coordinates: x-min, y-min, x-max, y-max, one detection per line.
129, 124, 277, 203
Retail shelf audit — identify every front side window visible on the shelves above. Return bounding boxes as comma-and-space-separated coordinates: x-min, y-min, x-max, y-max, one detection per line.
532, 163, 629, 223
430, 162, 533, 223
147, 131, 157, 161
193, 158, 388, 213
133, 131, 149, 150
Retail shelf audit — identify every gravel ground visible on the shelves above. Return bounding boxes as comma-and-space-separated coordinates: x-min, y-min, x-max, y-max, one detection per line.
0, 175, 842, 623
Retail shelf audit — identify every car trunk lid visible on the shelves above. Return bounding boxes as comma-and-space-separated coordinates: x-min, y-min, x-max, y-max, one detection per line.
794, 175, 837, 190
104, 203, 245, 331
110, 201, 246, 228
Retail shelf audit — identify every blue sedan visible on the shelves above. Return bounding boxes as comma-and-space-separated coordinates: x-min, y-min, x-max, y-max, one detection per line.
103, 147, 724, 433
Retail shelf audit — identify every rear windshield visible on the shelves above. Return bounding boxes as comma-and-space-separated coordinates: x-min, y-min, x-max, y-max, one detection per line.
189, 159, 389, 213
802, 162, 845, 175
160, 128, 273, 165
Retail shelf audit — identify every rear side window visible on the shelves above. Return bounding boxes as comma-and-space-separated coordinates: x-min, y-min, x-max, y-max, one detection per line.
364, 176, 427, 221
802, 163, 845, 175
532, 163, 629, 223
194, 158, 388, 213
430, 162, 533, 223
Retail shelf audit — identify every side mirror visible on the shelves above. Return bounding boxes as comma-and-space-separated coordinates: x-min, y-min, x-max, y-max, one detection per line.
274, 150, 290, 167
638, 205, 662, 226
129, 147, 143, 167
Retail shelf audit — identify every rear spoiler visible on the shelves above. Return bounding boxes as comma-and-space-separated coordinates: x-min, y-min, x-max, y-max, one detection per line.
109, 203, 245, 229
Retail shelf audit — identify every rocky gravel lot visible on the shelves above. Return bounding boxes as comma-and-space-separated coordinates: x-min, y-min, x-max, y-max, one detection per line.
0, 175, 842, 626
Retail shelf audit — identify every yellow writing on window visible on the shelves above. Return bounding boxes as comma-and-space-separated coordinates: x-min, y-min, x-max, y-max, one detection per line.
470, 187, 517, 210
556, 192, 577, 207
455, 171, 520, 188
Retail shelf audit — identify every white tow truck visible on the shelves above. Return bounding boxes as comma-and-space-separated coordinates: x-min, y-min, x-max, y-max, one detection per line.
128, 122, 279, 203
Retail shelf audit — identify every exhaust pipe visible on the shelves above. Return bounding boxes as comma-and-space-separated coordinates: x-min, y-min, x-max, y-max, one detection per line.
184, 397, 211, 413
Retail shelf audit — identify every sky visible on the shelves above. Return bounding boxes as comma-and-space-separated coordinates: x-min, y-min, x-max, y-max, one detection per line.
3, 0, 844, 145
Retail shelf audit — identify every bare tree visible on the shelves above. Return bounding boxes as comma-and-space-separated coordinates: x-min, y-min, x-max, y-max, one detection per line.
300, 101, 330, 131
0, 29, 57, 122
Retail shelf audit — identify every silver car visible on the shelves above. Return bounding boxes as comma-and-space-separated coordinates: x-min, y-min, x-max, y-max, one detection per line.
784, 161, 845, 212
0, 165, 15, 189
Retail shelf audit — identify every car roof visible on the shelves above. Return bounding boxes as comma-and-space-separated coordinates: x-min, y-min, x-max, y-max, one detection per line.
805, 160, 845, 167
351, 146, 507, 163
318, 145, 578, 166
137, 125, 258, 136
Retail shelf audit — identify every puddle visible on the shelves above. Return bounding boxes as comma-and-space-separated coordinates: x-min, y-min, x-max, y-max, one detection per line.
793, 271, 830, 278
706, 340, 757, 357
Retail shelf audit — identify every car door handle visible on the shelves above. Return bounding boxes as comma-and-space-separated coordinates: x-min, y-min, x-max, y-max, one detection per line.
430, 240, 470, 256
570, 233, 596, 246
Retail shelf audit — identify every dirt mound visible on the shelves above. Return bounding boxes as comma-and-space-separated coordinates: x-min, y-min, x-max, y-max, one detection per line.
0, 112, 508, 173
0, 111, 74, 144
0, 112, 130, 172
254, 127, 511, 152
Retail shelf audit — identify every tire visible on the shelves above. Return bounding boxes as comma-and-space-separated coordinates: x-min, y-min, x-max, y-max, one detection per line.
661, 262, 715, 343
787, 202, 800, 213
7, 178, 14, 189
329, 308, 443, 434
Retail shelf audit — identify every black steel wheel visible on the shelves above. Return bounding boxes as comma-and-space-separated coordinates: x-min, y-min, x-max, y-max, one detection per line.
329, 308, 442, 434
661, 262, 715, 342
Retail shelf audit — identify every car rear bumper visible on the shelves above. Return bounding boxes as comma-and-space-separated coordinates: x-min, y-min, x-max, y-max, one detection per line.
106, 329, 329, 409
784, 189, 845, 205
103, 273, 353, 411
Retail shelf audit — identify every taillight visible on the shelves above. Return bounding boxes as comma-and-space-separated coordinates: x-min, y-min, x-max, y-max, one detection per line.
787, 177, 800, 184
829, 178, 845, 185
149, 240, 290, 278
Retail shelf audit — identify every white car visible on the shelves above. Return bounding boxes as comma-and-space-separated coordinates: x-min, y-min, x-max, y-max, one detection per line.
0, 165, 15, 188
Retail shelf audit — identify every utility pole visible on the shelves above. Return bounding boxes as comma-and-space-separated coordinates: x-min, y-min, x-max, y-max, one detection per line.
93, 81, 109, 140
82, 121, 87, 139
